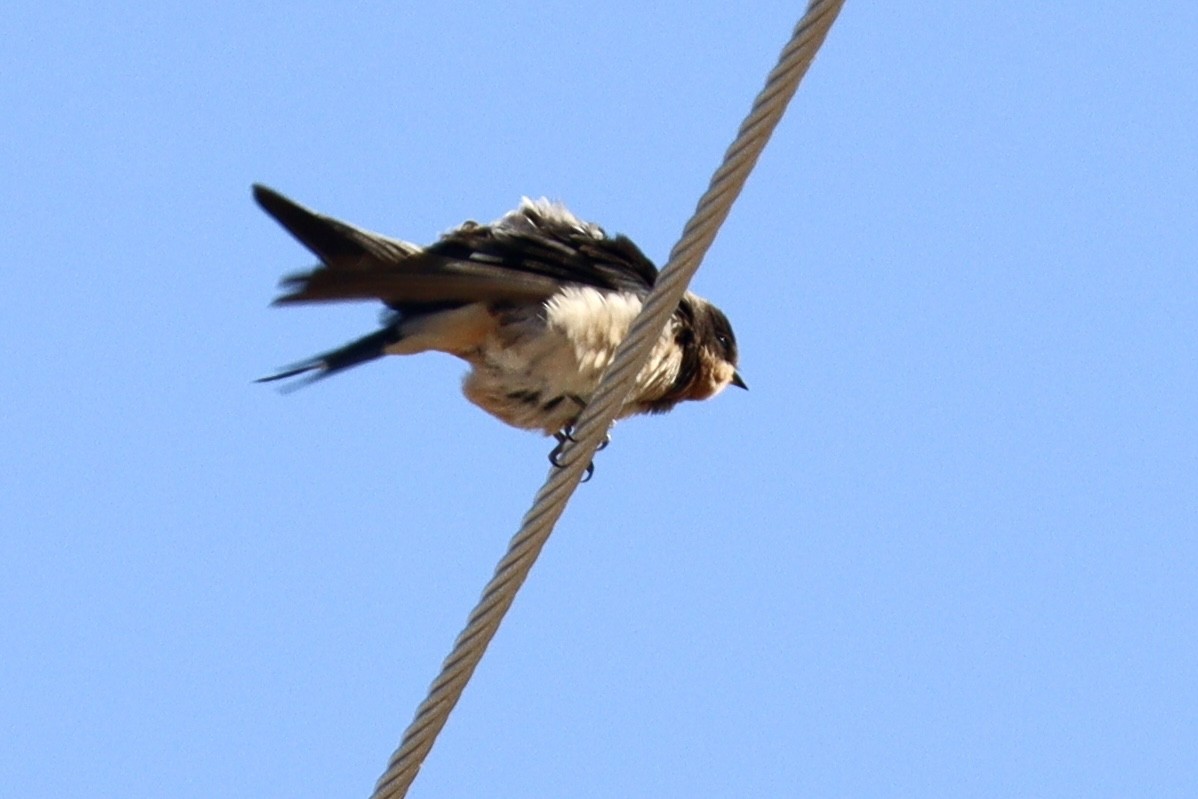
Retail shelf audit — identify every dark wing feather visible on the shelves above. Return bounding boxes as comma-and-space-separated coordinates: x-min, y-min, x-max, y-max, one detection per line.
423, 220, 658, 296
254, 186, 658, 308
253, 184, 418, 268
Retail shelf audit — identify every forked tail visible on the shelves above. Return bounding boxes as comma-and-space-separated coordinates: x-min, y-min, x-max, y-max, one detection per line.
257, 325, 402, 388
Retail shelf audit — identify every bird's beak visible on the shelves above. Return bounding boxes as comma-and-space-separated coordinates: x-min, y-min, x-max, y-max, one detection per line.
730, 371, 748, 390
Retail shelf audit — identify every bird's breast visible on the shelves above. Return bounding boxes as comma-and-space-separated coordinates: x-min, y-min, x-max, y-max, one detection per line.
460, 287, 681, 433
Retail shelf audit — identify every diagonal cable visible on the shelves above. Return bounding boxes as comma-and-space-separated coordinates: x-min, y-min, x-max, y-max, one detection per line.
370, 2, 845, 796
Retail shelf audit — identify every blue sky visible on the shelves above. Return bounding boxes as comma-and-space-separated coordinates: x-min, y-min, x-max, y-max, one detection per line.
2, 2, 1195, 797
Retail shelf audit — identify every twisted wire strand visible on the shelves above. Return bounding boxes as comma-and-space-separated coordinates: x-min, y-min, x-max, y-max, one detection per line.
371, 2, 844, 796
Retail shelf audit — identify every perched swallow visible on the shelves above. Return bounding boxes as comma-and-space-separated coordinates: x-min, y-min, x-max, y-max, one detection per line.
255, 185, 745, 436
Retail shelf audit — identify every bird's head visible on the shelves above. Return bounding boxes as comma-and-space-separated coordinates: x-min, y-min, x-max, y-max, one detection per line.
686, 295, 747, 399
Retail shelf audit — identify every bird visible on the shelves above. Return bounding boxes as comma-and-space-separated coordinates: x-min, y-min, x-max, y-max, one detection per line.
254, 185, 746, 437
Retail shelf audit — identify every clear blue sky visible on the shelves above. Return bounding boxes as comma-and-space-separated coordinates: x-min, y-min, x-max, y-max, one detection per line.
3, 3, 1195, 797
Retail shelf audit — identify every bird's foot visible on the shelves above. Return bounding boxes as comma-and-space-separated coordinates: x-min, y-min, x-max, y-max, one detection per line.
548, 426, 611, 482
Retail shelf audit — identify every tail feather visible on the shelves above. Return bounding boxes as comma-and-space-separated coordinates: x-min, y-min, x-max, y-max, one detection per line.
257, 325, 403, 389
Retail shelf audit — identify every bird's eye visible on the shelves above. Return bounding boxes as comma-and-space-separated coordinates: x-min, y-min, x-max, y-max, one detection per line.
717, 334, 731, 350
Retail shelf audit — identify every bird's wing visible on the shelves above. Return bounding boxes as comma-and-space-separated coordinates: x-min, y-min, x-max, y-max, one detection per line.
254, 186, 658, 308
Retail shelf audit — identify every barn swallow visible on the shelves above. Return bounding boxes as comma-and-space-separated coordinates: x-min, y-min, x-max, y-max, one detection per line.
254, 185, 745, 438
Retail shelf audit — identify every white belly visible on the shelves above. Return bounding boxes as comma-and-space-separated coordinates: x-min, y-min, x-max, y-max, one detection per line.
461, 287, 681, 433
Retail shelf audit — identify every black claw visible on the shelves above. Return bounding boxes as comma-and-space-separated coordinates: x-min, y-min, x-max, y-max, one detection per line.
548, 426, 604, 481
548, 437, 568, 468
